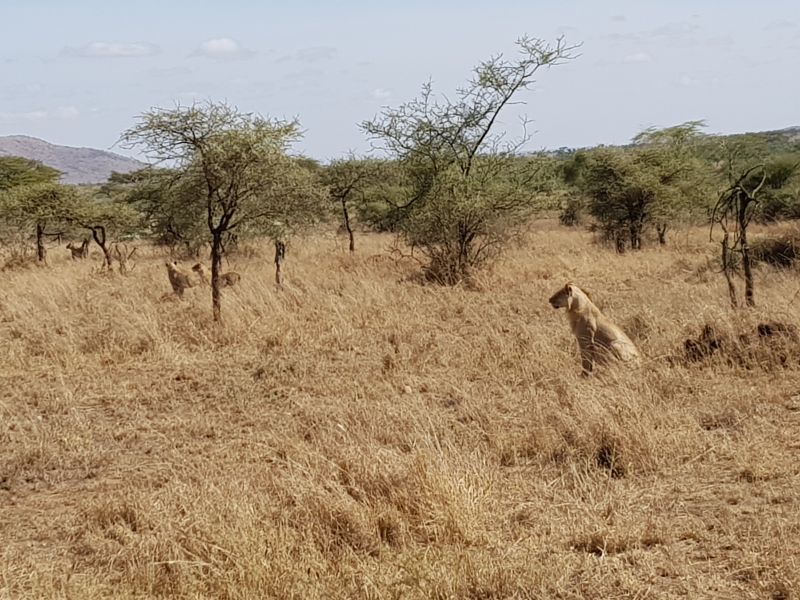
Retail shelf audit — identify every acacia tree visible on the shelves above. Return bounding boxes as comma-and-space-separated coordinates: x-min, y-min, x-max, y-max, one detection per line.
321, 156, 382, 252
0, 183, 81, 262
632, 121, 708, 244
754, 154, 800, 221
711, 164, 766, 308
581, 148, 661, 250
107, 168, 209, 255
0, 156, 60, 191
362, 35, 578, 283
121, 102, 323, 320
579, 122, 707, 251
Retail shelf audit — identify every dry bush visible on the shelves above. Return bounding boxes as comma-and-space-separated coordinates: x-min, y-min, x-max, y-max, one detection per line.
682, 319, 800, 369
751, 235, 799, 268
1, 222, 800, 599
748, 223, 800, 270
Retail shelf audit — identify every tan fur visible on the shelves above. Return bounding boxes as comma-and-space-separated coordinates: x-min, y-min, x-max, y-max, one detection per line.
549, 282, 640, 376
165, 261, 196, 297
191, 263, 209, 285
191, 263, 241, 288
221, 271, 241, 287
66, 239, 89, 260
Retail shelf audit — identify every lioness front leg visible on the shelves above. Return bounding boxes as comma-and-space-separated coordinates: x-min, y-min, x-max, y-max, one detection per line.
577, 332, 595, 377
580, 344, 594, 377
580, 322, 598, 377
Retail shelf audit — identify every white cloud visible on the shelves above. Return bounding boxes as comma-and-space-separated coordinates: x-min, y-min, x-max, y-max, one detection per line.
63, 42, 159, 58
764, 20, 797, 31
650, 22, 701, 38
605, 21, 701, 44
148, 66, 192, 78
278, 46, 337, 63
606, 32, 641, 42
610, 15, 627, 23
555, 25, 579, 35
623, 52, 652, 63
52, 106, 80, 119
371, 88, 391, 100
594, 52, 653, 67
675, 74, 721, 87
0, 106, 80, 122
174, 91, 207, 104
192, 38, 254, 60
605, 21, 736, 51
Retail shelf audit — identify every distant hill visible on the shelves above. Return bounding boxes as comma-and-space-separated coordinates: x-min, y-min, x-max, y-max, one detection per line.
0, 135, 145, 185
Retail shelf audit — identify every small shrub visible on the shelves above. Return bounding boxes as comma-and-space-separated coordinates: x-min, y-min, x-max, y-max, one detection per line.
559, 195, 585, 227
751, 234, 798, 268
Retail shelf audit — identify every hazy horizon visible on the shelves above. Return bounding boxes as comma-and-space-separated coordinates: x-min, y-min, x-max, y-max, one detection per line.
2, 1, 798, 161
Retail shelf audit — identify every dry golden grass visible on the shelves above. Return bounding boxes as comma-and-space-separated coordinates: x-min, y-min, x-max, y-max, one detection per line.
1, 222, 800, 599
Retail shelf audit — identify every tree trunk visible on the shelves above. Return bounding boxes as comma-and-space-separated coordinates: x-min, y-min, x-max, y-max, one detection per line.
657, 223, 667, 245
721, 234, 738, 308
739, 200, 755, 307
36, 222, 46, 263
615, 233, 626, 254
211, 231, 223, 321
89, 226, 112, 270
341, 200, 355, 253
630, 224, 642, 250
274, 240, 286, 288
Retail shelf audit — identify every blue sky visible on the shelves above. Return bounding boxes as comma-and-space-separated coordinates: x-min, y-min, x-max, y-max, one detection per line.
1, 0, 798, 160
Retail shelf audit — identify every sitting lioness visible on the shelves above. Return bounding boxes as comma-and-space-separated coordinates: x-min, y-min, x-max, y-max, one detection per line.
548, 282, 640, 376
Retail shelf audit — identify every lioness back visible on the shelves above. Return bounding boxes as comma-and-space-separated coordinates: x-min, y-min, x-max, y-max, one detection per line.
595, 316, 640, 362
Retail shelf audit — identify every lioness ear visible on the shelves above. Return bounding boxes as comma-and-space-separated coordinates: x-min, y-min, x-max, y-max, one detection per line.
566, 284, 574, 310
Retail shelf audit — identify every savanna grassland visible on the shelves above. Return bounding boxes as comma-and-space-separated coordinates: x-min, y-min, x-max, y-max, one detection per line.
2, 223, 800, 599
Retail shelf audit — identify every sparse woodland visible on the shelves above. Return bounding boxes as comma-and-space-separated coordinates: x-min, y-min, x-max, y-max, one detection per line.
2, 35, 800, 599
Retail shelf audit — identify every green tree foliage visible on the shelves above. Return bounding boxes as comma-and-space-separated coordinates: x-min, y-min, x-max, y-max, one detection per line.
321, 156, 384, 252
754, 154, 800, 221
557, 151, 589, 226
631, 121, 710, 243
577, 122, 708, 250
74, 198, 141, 270
362, 36, 578, 284
121, 101, 325, 320
0, 183, 82, 262
105, 168, 208, 255
702, 130, 800, 222
0, 156, 60, 191
351, 160, 410, 233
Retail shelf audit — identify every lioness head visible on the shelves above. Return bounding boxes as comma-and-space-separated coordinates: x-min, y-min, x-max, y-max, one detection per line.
549, 283, 591, 312
549, 283, 574, 310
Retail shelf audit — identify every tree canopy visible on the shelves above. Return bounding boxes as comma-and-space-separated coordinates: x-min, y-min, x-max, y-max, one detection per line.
121, 101, 325, 319
569, 121, 709, 249
361, 36, 578, 283
0, 156, 60, 192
